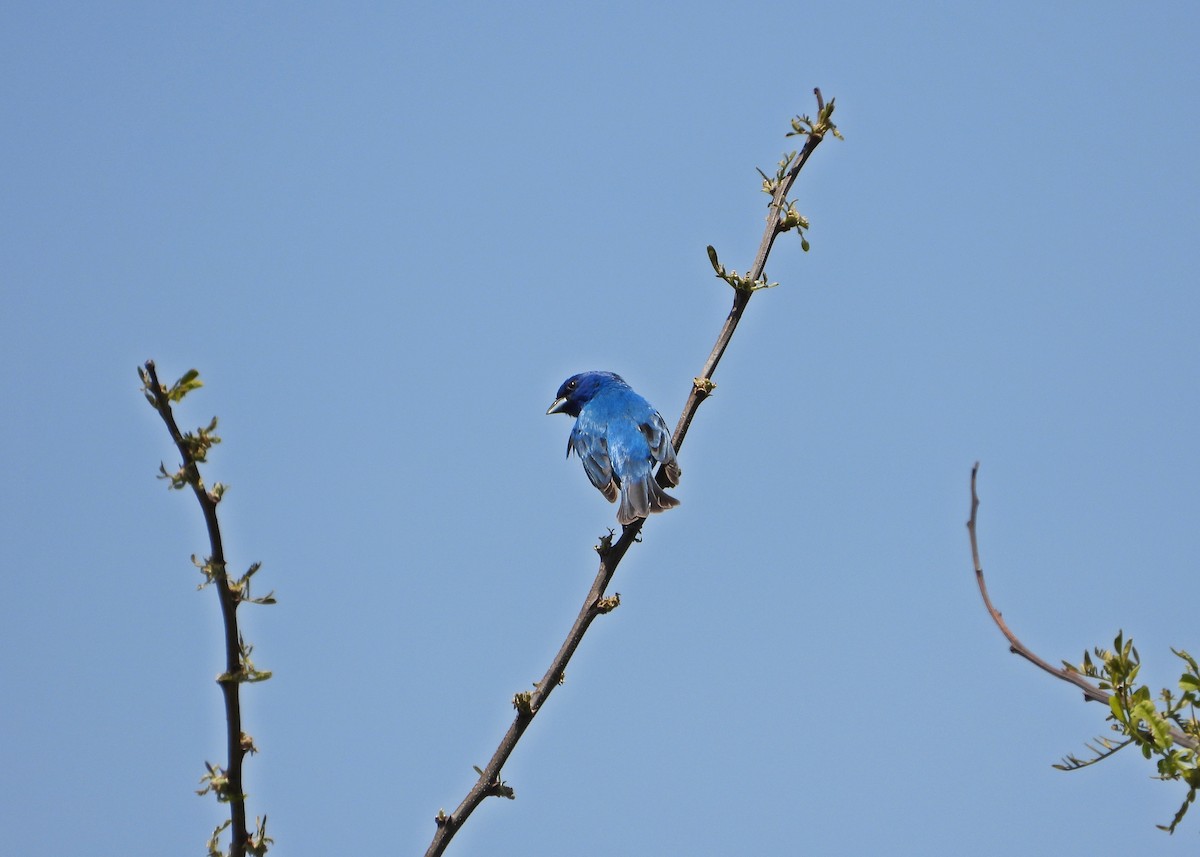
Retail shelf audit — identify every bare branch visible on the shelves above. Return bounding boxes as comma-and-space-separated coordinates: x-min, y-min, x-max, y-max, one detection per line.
424, 91, 839, 857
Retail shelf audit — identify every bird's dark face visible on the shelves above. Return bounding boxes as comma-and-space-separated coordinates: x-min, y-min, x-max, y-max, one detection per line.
546, 371, 625, 417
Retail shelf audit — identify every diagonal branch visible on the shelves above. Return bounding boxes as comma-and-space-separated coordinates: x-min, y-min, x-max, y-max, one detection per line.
967, 461, 1196, 749
424, 90, 837, 857
673, 88, 833, 448
141, 360, 253, 857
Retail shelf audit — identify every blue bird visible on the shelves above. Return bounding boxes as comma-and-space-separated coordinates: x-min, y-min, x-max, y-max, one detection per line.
547, 371, 681, 525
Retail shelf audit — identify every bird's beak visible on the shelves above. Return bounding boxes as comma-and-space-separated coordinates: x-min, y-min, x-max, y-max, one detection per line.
546, 397, 569, 415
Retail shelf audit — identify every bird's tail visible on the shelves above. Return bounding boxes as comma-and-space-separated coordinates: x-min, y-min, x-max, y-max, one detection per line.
617, 476, 680, 525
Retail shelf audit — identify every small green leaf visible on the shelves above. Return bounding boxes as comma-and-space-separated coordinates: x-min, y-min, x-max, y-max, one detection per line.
706, 245, 721, 273
1131, 699, 1173, 749
168, 369, 204, 402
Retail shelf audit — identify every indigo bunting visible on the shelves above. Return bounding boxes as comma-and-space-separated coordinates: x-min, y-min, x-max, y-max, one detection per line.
547, 371, 681, 525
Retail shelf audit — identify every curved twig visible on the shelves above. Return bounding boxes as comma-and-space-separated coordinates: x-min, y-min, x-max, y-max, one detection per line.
967, 462, 1196, 748
424, 91, 837, 857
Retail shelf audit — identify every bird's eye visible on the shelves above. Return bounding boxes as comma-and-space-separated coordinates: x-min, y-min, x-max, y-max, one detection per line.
566, 379, 577, 392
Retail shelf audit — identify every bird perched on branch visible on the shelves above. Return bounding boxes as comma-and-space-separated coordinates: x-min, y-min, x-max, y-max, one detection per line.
547, 371, 681, 525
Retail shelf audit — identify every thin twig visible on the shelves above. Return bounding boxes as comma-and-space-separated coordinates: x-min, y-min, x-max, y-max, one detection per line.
967, 462, 1196, 748
674, 88, 830, 447
143, 360, 252, 857
424, 90, 835, 857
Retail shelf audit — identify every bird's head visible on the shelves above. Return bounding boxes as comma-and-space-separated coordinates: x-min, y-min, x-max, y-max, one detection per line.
546, 371, 626, 417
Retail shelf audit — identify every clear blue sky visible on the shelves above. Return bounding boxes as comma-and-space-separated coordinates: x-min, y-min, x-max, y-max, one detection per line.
3, 2, 1199, 854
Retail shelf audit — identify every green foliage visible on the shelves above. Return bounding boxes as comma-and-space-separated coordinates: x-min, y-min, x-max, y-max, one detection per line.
154, 415, 221, 490
779, 202, 812, 252
206, 820, 232, 857
191, 554, 225, 589
766, 100, 843, 252
139, 365, 222, 491
757, 152, 812, 251
235, 561, 277, 606
182, 415, 222, 466
206, 817, 271, 857
472, 766, 515, 800
246, 817, 273, 857
168, 368, 204, 402
595, 592, 621, 614
786, 97, 843, 142
138, 365, 204, 407
512, 690, 533, 717
756, 150, 798, 197
217, 634, 273, 684
197, 762, 238, 802
191, 555, 277, 605
706, 245, 777, 293
1059, 632, 1200, 832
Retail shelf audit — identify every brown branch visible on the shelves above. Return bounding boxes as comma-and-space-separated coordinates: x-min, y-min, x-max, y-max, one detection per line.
967, 461, 1196, 748
673, 89, 831, 448
424, 90, 836, 857
142, 360, 252, 857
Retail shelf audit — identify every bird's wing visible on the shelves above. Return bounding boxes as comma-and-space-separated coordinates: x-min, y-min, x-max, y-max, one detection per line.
639, 411, 681, 487
568, 423, 619, 503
